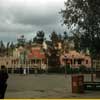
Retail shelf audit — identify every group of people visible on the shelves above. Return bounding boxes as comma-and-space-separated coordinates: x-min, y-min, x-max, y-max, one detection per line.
0, 65, 9, 99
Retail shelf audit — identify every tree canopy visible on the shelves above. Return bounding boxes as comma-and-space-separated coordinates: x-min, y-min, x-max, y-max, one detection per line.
60, 0, 100, 58
17, 35, 26, 47
50, 31, 59, 44
33, 30, 45, 44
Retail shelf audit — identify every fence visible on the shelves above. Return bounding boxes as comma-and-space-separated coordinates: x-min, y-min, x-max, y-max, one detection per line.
0, 57, 48, 74
93, 60, 100, 70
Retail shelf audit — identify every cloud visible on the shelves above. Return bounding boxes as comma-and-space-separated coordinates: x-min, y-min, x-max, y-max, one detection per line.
0, 0, 66, 42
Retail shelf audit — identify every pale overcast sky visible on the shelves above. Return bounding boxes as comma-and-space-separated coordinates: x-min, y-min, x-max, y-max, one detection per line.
0, 0, 66, 43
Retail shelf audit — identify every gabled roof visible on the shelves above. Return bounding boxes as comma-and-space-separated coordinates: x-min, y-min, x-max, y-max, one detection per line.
63, 50, 86, 59
28, 48, 45, 59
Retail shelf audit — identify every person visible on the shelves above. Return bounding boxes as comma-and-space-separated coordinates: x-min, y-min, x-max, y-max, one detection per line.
0, 65, 9, 99
23, 68, 26, 75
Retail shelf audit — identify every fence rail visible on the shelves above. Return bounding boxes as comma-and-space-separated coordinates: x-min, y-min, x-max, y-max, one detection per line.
93, 60, 100, 70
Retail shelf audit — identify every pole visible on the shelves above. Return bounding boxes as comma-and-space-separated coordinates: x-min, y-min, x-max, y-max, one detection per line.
46, 58, 48, 74
65, 59, 67, 78
65, 65, 67, 78
91, 58, 94, 82
11, 59, 13, 74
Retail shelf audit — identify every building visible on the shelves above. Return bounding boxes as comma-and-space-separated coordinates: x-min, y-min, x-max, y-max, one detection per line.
0, 43, 47, 72
27, 44, 47, 70
60, 50, 91, 68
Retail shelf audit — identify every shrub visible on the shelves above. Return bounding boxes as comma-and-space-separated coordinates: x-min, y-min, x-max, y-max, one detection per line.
79, 65, 87, 73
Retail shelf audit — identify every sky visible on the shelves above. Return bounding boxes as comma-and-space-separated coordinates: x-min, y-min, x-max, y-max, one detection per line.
0, 0, 66, 44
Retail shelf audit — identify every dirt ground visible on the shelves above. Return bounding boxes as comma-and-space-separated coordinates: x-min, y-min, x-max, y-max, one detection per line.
5, 74, 100, 98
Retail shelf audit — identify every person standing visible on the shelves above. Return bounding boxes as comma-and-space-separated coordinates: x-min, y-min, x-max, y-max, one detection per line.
23, 68, 26, 75
0, 65, 9, 99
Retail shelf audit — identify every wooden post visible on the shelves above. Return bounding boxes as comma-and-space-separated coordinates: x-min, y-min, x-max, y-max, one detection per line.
11, 59, 13, 74
41, 59, 42, 69
64, 58, 67, 78
5, 58, 9, 73
27, 60, 29, 74
91, 58, 94, 82
46, 58, 48, 74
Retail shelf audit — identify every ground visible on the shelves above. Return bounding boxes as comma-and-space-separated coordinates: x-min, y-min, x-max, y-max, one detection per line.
5, 74, 100, 98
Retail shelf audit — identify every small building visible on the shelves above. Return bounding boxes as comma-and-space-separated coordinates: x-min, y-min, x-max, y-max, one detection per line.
60, 50, 91, 68
0, 43, 47, 70
27, 46, 47, 70
0, 56, 19, 74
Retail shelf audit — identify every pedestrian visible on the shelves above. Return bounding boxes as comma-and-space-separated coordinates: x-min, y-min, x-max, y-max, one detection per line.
23, 68, 26, 75
0, 65, 9, 99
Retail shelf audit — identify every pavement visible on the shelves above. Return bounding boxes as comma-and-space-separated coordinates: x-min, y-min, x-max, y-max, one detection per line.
5, 74, 100, 99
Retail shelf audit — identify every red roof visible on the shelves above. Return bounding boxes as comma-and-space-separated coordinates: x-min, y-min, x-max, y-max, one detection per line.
28, 49, 45, 59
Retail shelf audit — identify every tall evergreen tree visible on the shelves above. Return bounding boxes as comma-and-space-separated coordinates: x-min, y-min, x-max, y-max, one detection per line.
0, 40, 5, 56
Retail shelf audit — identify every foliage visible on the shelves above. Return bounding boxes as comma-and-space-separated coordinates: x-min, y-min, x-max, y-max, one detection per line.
50, 31, 59, 45
63, 31, 68, 40
60, 0, 100, 58
33, 30, 45, 44
17, 35, 26, 47
10, 42, 15, 49
79, 65, 87, 73
0, 40, 5, 56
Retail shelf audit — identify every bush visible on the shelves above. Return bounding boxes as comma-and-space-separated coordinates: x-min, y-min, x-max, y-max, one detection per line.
71, 68, 79, 74
79, 65, 87, 73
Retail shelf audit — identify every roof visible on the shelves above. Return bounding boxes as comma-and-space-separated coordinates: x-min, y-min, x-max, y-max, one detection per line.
28, 48, 45, 59
28, 53, 45, 59
63, 50, 85, 59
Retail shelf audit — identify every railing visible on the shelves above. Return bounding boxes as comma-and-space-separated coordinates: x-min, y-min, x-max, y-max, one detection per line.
84, 82, 100, 90
93, 60, 100, 71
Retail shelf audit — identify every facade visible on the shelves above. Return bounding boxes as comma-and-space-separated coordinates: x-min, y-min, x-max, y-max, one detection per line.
0, 44, 47, 71
0, 37, 92, 71
0, 56, 20, 69
93, 60, 100, 70
27, 45, 47, 70
60, 50, 91, 68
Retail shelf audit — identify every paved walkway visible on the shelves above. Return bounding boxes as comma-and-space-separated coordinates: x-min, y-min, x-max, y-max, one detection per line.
5, 74, 100, 98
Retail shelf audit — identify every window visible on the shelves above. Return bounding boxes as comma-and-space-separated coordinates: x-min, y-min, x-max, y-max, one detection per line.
86, 60, 88, 64
6, 62, 8, 65
70, 60, 72, 64
74, 59, 76, 64
78, 59, 81, 64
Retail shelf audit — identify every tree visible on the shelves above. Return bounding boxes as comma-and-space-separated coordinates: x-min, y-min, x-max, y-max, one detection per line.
46, 31, 61, 68
60, 0, 100, 58
33, 30, 45, 44
6, 42, 10, 56
50, 31, 58, 44
28, 40, 32, 45
17, 35, 25, 47
58, 34, 63, 42
0, 40, 5, 56
63, 31, 68, 40
17, 35, 26, 47
10, 42, 15, 56
73, 32, 81, 51
10, 42, 15, 50
0, 40, 5, 49
60, 0, 100, 81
